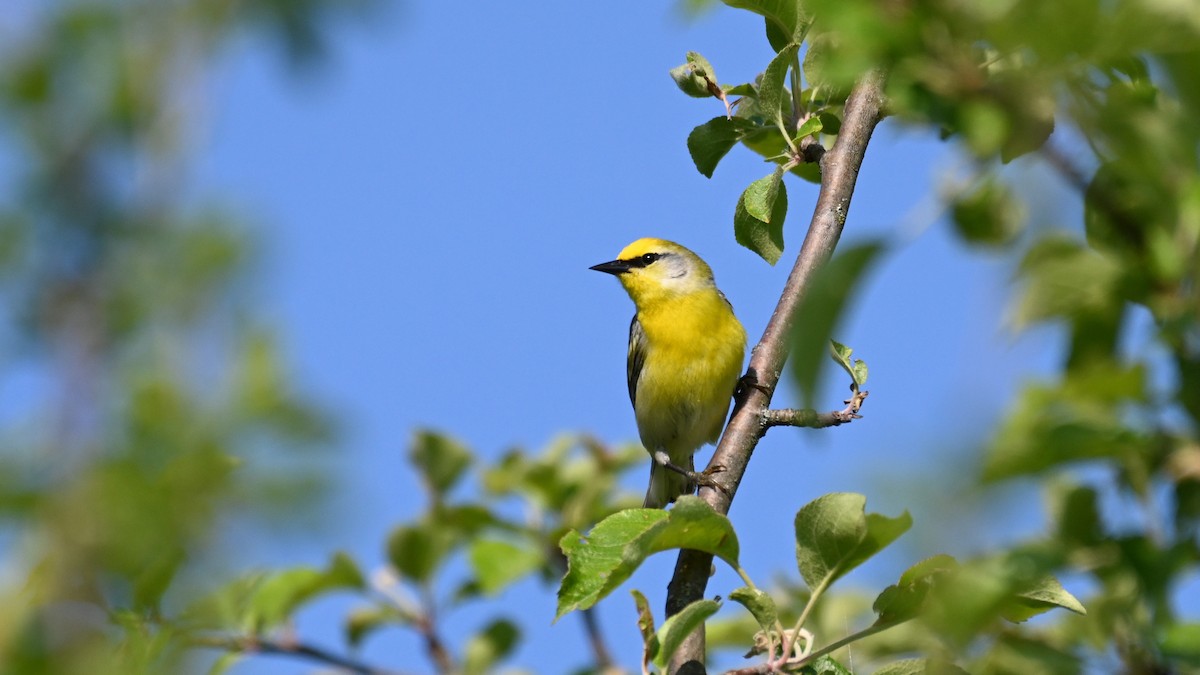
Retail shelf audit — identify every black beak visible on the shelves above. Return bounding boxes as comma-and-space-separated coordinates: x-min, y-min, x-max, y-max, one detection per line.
589, 259, 630, 276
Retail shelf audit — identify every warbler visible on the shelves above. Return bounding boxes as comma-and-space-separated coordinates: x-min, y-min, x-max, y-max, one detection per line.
590, 238, 747, 508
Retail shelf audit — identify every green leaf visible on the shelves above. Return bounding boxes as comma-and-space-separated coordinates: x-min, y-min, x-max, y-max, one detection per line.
872, 659, 970, 675
688, 116, 761, 178
758, 43, 800, 131
207, 652, 242, 675
345, 605, 404, 648
1162, 622, 1200, 664
463, 619, 520, 675
556, 496, 740, 619
949, 177, 1024, 248
872, 555, 958, 625
245, 552, 365, 630
721, 0, 810, 48
795, 493, 910, 593
1003, 575, 1086, 621
632, 590, 659, 663
791, 242, 885, 407
729, 586, 778, 630
801, 655, 853, 674
735, 168, 788, 264
794, 115, 823, 140
409, 429, 473, 496
469, 539, 544, 595
387, 522, 453, 583
829, 340, 868, 388
653, 598, 722, 668
670, 51, 720, 98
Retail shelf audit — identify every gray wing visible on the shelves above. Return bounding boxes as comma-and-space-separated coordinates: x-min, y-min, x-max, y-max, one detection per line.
627, 314, 647, 407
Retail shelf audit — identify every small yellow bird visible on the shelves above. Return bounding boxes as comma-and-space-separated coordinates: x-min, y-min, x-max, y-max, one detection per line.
590, 238, 747, 508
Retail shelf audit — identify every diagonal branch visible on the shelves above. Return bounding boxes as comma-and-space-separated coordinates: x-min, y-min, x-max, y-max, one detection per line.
193, 634, 409, 675
665, 69, 887, 674
762, 389, 869, 430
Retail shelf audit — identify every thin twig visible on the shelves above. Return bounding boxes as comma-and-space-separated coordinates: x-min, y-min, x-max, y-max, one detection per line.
761, 390, 869, 430
193, 634, 408, 675
665, 69, 887, 674
581, 606, 616, 670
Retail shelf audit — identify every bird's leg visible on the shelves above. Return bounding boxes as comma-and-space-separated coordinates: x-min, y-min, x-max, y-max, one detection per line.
652, 451, 731, 498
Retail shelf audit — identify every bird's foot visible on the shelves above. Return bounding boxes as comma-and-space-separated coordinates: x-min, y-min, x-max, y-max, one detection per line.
653, 452, 730, 498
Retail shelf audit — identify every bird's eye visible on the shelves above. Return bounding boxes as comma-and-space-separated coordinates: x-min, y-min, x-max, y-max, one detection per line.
641, 253, 659, 265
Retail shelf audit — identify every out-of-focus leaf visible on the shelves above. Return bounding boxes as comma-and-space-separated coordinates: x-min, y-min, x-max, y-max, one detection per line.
468, 539, 544, 595
872, 659, 969, 675
949, 176, 1025, 248
345, 605, 406, 648
387, 523, 454, 584
790, 242, 885, 407
409, 429, 473, 496
872, 554, 958, 625
245, 552, 364, 630
1162, 622, 1200, 664
556, 496, 739, 618
463, 619, 520, 675
800, 655, 853, 674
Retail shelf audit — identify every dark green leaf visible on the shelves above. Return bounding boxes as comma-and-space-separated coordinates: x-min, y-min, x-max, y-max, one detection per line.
556, 496, 739, 618
735, 168, 788, 264
1162, 623, 1200, 664
794, 115, 823, 140
409, 429, 473, 496
688, 116, 761, 178
872, 555, 958, 625
758, 43, 800, 130
721, 0, 810, 47
653, 598, 722, 668
388, 523, 453, 583
949, 177, 1024, 248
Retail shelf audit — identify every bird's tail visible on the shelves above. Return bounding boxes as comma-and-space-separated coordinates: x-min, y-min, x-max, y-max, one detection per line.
643, 454, 695, 508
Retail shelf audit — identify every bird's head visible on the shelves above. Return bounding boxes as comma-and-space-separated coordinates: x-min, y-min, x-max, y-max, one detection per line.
589, 238, 717, 306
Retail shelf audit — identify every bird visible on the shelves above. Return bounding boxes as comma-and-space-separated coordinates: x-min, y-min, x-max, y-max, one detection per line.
590, 238, 747, 508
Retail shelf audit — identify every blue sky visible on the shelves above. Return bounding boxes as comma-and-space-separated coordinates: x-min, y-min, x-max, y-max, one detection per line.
170, 1, 1186, 672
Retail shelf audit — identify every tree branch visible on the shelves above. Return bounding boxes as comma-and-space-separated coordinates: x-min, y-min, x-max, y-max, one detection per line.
665, 69, 887, 674
761, 390, 869, 430
194, 634, 409, 675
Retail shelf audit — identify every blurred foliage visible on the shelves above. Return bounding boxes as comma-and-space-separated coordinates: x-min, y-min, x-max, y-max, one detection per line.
0, 1, 364, 673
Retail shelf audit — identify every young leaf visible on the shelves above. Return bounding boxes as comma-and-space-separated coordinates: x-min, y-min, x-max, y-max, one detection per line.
670, 51, 720, 98
829, 340, 868, 388
556, 496, 740, 618
632, 590, 660, 664
653, 598, 722, 669
688, 116, 761, 178
795, 493, 910, 593
345, 606, 404, 648
735, 168, 788, 264
758, 43, 800, 131
729, 586, 778, 630
794, 115, 823, 140
468, 539, 543, 595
